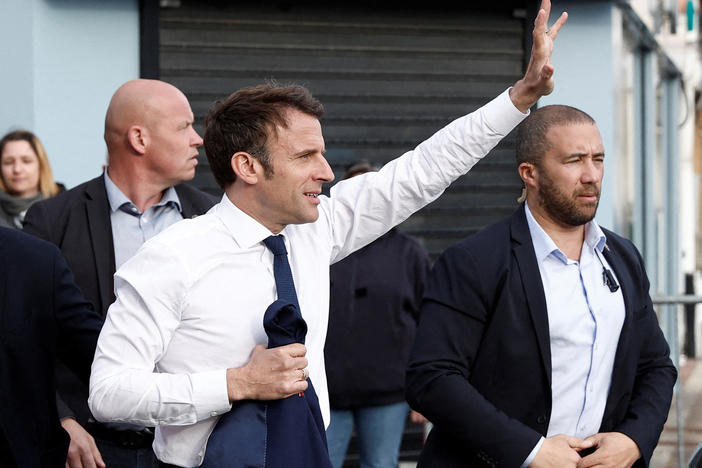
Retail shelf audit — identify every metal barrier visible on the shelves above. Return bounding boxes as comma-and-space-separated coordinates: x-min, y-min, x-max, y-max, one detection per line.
652, 295, 702, 468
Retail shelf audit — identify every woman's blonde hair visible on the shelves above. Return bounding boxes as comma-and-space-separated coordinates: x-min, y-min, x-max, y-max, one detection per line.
0, 130, 60, 198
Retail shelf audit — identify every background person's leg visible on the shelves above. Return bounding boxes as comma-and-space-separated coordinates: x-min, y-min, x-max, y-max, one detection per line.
355, 402, 409, 468
326, 409, 354, 468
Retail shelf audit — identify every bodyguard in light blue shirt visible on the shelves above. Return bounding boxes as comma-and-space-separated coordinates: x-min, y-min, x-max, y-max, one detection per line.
104, 171, 184, 269
407, 104, 676, 468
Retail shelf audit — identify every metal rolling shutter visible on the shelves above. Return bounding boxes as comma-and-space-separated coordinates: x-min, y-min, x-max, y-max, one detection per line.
159, 0, 526, 260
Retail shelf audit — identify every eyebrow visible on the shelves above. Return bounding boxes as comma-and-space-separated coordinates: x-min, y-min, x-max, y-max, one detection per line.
292, 148, 326, 158
564, 151, 605, 159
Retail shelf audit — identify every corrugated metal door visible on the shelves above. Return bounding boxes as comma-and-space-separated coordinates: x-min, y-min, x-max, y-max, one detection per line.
159, 0, 527, 259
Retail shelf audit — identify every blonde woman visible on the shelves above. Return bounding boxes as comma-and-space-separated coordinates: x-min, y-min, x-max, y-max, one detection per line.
0, 130, 62, 229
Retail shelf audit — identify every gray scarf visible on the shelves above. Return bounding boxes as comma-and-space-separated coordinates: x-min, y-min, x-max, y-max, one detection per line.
0, 190, 42, 229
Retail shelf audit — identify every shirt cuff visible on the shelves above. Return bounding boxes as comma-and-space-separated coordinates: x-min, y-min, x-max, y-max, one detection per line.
190, 369, 232, 421
522, 436, 545, 468
483, 88, 530, 135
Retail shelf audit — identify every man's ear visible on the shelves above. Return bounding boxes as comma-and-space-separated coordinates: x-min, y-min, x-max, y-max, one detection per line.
127, 125, 147, 155
518, 162, 538, 189
231, 152, 260, 185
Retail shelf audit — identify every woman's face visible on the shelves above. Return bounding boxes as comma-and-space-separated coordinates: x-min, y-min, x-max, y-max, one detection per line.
1, 140, 41, 197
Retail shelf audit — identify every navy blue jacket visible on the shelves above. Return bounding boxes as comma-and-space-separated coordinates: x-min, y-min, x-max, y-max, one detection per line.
406, 205, 676, 467
0, 228, 103, 467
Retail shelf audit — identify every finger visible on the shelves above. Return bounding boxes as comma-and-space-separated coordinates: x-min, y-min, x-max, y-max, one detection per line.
284, 377, 309, 397
533, 8, 548, 35
287, 355, 308, 371
539, 0, 552, 19
578, 453, 597, 468
548, 11, 569, 39
66, 451, 81, 468
579, 458, 606, 468
92, 446, 105, 468
584, 433, 603, 446
564, 435, 591, 449
80, 449, 97, 468
283, 342, 307, 357
540, 64, 554, 80
289, 367, 307, 382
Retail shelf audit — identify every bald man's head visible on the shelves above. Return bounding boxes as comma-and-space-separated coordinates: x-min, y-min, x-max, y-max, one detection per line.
104, 79, 187, 151
103, 79, 203, 186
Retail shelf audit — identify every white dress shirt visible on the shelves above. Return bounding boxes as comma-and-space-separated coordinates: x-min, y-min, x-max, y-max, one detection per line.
88, 89, 526, 467
522, 202, 625, 467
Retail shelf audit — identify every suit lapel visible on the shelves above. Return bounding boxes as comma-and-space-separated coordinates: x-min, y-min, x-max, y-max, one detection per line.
84, 177, 116, 316
176, 184, 197, 219
600, 243, 635, 423
510, 206, 552, 386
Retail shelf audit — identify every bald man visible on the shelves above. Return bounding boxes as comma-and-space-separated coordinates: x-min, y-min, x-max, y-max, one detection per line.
24, 79, 218, 468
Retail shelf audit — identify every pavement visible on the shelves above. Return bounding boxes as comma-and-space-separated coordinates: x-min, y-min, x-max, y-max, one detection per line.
650, 356, 702, 468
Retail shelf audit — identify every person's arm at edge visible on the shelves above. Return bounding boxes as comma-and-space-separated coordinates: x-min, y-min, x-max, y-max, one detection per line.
50, 242, 107, 468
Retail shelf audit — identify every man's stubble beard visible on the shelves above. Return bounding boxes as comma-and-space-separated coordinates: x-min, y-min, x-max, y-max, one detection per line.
537, 169, 600, 227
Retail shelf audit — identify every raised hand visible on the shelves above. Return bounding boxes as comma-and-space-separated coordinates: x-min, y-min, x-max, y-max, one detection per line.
510, 0, 568, 112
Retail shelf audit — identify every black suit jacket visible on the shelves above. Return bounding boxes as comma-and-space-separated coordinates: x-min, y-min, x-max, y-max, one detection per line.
406, 205, 676, 468
22, 175, 218, 422
0, 227, 103, 467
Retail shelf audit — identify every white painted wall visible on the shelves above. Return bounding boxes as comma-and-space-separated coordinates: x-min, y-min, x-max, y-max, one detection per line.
0, 0, 139, 189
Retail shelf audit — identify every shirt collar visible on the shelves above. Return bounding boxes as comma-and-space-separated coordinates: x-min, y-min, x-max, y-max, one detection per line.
524, 201, 606, 264
104, 170, 182, 214
213, 194, 280, 250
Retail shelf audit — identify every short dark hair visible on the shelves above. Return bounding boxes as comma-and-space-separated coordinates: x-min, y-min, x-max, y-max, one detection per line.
204, 82, 324, 189
516, 104, 596, 167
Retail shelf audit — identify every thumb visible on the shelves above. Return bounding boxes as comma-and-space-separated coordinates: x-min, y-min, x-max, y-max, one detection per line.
566, 435, 594, 450
583, 433, 603, 447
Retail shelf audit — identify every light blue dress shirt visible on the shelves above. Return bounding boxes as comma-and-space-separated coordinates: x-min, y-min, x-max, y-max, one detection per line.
522, 202, 625, 467
104, 171, 184, 269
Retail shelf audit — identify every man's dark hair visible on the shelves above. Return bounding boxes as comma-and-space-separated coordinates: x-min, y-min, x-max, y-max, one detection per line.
515, 104, 596, 167
204, 82, 324, 189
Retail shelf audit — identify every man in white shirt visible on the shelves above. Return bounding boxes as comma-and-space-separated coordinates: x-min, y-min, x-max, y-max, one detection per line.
406, 105, 676, 468
88, 2, 568, 466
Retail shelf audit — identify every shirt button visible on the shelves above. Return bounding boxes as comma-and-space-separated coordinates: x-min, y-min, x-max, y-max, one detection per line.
210, 411, 218, 417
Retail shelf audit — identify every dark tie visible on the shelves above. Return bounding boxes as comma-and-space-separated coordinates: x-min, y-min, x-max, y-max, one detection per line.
262, 235, 299, 309
201, 235, 332, 468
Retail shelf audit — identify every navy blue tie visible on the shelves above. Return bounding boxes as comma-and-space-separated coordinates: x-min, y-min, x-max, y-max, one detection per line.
202, 235, 332, 468
262, 235, 299, 309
